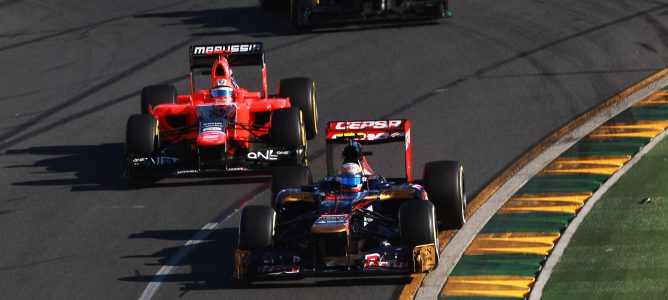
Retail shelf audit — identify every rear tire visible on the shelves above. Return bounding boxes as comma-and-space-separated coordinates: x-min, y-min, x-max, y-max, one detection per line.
238, 206, 276, 251
423, 160, 466, 229
399, 200, 438, 254
141, 85, 176, 114
270, 107, 305, 149
271, 166, 312, 207
279, 77, 318, 140
126, 114, 158, 156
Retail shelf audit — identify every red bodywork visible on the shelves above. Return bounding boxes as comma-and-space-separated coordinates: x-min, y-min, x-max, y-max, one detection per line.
150, 52, 291, 151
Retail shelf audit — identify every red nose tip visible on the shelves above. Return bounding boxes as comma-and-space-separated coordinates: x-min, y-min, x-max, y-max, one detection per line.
197, 131, 226, 146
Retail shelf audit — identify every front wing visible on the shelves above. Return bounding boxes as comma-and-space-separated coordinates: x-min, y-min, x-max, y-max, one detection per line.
233, 243, 437, 280
126, 146, 305, 178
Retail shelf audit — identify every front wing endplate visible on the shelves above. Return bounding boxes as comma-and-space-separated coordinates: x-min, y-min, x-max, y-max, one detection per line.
413, 243, 437, 273
233, 250, 250, 279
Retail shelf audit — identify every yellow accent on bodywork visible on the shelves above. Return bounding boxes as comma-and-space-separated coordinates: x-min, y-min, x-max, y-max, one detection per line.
312, 81, 317, 135
233, 250, 250, 280
311, 223, 347, 234
379, 189, 416, 201
280, 192, 315, 203
413, 243, 437, 273
335, 132, 366, 139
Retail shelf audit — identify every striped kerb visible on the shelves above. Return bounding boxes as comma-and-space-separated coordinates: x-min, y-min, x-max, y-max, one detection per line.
440, 85, 668, 299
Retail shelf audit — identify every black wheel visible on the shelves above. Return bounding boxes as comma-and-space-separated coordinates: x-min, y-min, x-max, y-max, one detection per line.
126, 114, 158, 156
423, 160, 466, 229
141, 85, 176, 114
270, 107, 305, 148
271, 166, 312, 207
279, 77, 318, 140
399, 200, 438, 249
238, 206, 275, 251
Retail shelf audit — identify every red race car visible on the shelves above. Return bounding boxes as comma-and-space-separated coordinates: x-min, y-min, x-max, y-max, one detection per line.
124, 42, 318, 179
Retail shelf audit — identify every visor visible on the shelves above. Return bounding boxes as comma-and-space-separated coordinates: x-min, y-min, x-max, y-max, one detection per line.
211, 86, 233, 98
340, 174, 362, 188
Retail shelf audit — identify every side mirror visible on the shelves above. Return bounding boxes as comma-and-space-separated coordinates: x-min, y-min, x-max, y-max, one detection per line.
370, 180, 391, 190
301, 185, 318, 193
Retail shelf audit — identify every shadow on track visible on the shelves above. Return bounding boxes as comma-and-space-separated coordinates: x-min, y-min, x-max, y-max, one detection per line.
118, 228, 410, 294
5, 144, 268, 191
134, 5, 440, 37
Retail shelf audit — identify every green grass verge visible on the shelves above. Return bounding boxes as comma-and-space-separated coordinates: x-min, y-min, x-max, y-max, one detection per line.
542, 136, 668, 299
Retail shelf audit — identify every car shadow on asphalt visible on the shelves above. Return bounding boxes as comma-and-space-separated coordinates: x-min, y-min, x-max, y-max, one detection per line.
5, 143, 269, 192
118, 228, 410, 295
133, 5, 441, 38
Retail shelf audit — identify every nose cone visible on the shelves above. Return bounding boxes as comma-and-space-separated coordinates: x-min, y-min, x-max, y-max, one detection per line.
197, 131, 226, 146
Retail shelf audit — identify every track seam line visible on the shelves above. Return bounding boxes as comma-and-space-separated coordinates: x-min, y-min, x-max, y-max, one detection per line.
137, 182, 270, 300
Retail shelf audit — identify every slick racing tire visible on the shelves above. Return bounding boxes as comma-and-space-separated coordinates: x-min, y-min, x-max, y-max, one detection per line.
399, 200, 439, 264
270, 107, 306, 149
141, 85, 177, 114
279, 77, 318, 140
423, 160, 466, 229
126, 114, 158, 156
271, 166, 312, 207
239, 206, 276, 251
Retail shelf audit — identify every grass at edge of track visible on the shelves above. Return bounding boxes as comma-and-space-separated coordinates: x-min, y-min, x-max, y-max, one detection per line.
542, 136, 668, 300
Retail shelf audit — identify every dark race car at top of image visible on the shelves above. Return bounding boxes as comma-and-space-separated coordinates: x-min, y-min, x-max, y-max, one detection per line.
124, 42, 318, 180
233, 119, 466, 280
260, 0, 451, 27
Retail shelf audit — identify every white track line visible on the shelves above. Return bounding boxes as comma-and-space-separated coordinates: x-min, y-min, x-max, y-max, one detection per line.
138, 183, 270, 300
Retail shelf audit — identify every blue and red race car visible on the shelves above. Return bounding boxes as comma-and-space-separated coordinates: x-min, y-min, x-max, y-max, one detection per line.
234, 119, 466, 279
124, 42, 318, 179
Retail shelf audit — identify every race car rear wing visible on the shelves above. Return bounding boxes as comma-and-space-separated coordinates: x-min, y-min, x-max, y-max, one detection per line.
189, 42, 265, 69
325, 120, 413, 182
189, 42, 268, 99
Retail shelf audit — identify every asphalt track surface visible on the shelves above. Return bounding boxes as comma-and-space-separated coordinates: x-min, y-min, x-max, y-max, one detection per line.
0, 0, 666, 299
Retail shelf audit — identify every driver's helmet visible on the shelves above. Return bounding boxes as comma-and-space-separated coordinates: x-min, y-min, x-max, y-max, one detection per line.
336, 162, 364, 192
210, 78, 233, 102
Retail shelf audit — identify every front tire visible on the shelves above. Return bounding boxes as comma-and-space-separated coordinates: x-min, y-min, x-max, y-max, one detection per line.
126, 114, 158, 156
279, 77, 318, 140
270, 107, 306, 149
423, 160, 466, 229
399, 200, 439, 269
238, 206, 276, 251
